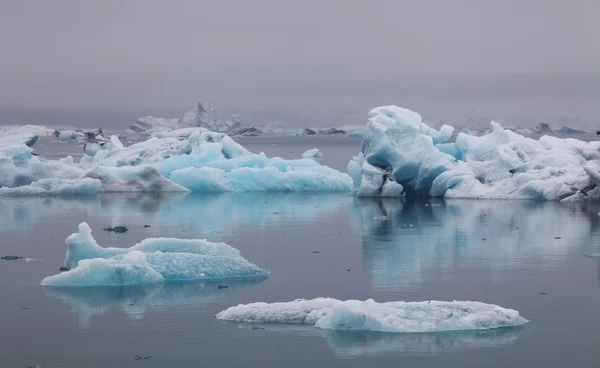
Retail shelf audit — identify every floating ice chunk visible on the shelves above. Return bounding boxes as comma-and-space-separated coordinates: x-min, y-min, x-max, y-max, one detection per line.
0, 125, 54, 147
216, 298, 527, 333
3, 124, 350, 195
350, 105, 600, 200
302, 148, 324, 158
41, 222, 268, 286
57, 130, 85, 142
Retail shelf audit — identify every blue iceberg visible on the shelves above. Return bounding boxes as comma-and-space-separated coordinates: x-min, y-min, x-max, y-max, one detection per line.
349, 105, 600, 200
41, 222, 269, 286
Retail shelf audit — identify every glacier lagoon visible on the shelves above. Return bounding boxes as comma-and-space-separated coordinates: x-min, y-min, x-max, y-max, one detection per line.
2, 188, 600, 366
1, 136, 600, 367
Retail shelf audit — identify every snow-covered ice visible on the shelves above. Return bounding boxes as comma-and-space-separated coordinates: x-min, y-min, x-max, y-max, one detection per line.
302, 148, 324, 158
349, 105, 600, 200
216, 298, 527, 333
40, 222, 269, 286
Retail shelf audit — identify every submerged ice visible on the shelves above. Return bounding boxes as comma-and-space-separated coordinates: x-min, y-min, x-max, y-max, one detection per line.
41, 222, 268, 286
349, 105, 600, 200
216, 298, 527, 333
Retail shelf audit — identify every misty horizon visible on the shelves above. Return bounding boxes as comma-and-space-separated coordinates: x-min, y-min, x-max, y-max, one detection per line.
0, 0, 598, 127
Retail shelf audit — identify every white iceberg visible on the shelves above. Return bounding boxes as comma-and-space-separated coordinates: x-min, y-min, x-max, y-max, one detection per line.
130, 102, 241, 136
349, 105, 600, 200
40, 222, 269, 286
216, 298, 527, 333
0, 125, 54, 147
56, 129, 86, 142
0, 145, 187, 195
302, 148, 324, 158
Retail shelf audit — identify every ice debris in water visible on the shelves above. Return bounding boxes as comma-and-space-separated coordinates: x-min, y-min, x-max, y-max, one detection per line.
40, 222, 269, 286
349, 105, 600, 201
216, 298, 527, 333
1, 129, 351, 195
301, 148, 324, 158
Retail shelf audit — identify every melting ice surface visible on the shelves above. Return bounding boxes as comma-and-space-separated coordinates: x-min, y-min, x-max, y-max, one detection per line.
41, 222, 269, 286
216, 298, 527, 333
349, 105, 600, 200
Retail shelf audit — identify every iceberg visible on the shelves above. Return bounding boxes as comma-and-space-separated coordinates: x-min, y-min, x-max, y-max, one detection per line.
302, 148, 324, 158
216, 298, 527, 333
91, 131, 351, 193
1, 128, 351, 195
130, 102, 242, 136
0, 125, 54, 148
40, 222, 269, 286
349, 105, 600, 200
0, 145, 187, 195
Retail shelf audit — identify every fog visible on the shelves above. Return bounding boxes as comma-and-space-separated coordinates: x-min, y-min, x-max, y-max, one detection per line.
1, 0, 598, 127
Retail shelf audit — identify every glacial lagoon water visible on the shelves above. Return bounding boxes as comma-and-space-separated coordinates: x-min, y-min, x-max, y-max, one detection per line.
1, 137, 600, 367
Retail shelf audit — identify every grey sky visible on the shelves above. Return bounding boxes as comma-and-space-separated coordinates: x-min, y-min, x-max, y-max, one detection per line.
0, 0, 598, 121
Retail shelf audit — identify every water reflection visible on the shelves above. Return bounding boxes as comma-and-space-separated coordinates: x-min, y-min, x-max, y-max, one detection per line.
0, 192, 352, 232
354, 198, 600, 290
323, 327, 523, 358
44, 279, 264, 328
232, 323, 522, 358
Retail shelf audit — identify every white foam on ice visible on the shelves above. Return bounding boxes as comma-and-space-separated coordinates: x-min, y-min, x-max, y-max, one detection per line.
216, 298, 527, 333
349, 105, 600, 200
40, 222, 269, 286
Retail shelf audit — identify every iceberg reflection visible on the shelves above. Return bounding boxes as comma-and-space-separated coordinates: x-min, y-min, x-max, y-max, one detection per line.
44, 279, 264, 328
354, 198, 600, 290
322, 327, 523, 358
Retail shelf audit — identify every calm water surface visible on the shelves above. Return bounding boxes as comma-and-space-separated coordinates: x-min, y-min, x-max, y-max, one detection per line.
1, 138, 600, 367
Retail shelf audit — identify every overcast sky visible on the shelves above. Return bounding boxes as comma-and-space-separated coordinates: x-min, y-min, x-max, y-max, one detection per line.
0, 0, 598, 121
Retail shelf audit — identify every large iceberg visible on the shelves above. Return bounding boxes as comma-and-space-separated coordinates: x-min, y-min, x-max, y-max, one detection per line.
349, 105, 600, 200
0, 129, 351, 195
216, 298, 527, 333
41, 222, 269, 286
